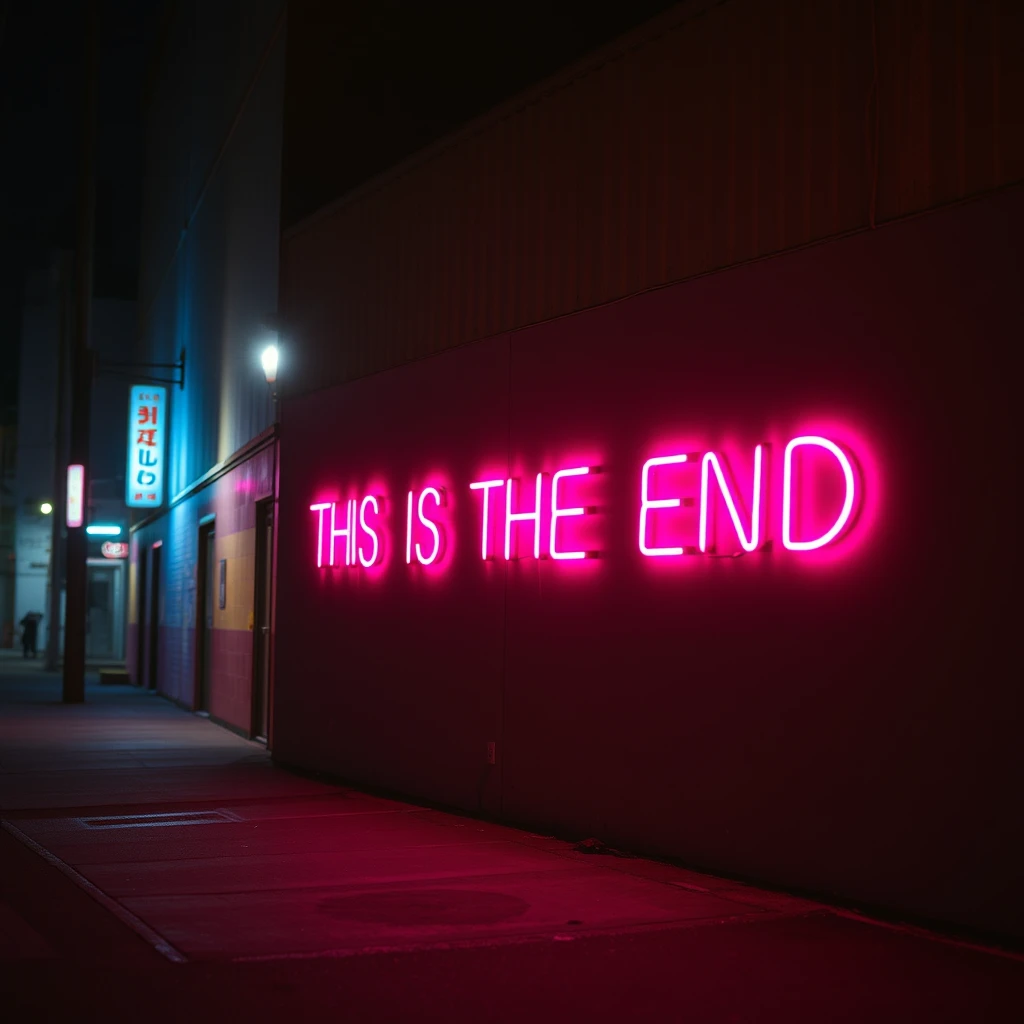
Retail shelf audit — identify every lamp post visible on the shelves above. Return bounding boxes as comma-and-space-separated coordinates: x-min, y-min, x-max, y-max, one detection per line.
64, 0, 98, 703
258, 341, 280, 746
261, 343, 279, 399
261, 341, 280, 501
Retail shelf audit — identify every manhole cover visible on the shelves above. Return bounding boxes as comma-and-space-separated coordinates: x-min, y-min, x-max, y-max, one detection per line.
77, 810, 242, 829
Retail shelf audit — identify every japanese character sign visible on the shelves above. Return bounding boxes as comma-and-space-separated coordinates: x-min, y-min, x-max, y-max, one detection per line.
126, 385, 166, 508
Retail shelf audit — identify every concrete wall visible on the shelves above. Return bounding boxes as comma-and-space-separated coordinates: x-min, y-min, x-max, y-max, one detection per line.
281, 0, 1024, 397
275, 185, 1023, 939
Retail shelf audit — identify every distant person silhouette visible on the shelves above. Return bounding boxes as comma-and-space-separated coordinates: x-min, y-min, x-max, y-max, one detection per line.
20, 612, 42, 659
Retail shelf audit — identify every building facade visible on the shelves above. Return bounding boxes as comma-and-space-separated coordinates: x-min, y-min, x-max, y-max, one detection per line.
13, 255, 136, 662
127, 0, 285, 740
273, 0, 1023, 940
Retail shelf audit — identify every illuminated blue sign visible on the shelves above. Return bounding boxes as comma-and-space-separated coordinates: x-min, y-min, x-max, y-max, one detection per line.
126, 385, 166, 508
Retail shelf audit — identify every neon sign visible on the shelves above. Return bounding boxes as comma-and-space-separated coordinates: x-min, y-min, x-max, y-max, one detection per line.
126, 385, 166, 508
309, 496, 383, 568
781, 436, 855, 551
310, 433, 864, 571
550, 467, 590, 561
698, 446, 763, 554
66, 464, 84, 529
407, 487, 444, 565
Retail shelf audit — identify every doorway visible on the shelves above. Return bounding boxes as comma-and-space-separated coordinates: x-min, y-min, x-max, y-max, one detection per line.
135, 547, 148, 685
195, 520, 215, 712
147, 543, 161, 691
252, 500, 274, 740
85, 560, 124, 662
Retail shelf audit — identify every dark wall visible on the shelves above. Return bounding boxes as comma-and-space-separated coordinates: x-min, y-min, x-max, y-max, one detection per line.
280, 0, 1023, 399
282, 0, 681, 226
274, 186, 1022, 939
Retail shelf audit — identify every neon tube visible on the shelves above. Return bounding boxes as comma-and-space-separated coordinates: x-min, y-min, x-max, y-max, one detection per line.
550, 467, 589, 560
406, 491, 414, 564
469, 479, 505, 559
358, 495, 380, 567
309, 503, 332, 568
782, 436, 855, 551
698, 446, 763, 553
416, 487, 443, 564
639, 455, 687, 556
505, 474, 542, 560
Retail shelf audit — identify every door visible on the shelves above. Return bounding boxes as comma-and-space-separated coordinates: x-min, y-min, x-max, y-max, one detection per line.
195, 521, 215, 712
85, 563, 115, 661
135, 548, 148, 684
147, 544, 161, 691
252, 500, 273, 740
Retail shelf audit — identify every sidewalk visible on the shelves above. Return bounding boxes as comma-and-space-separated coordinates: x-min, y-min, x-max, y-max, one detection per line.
1, 662, 1022, 1021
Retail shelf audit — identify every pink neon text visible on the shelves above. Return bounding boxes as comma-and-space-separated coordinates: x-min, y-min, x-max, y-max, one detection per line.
309, 497, 382, 568
640, 437, 855, 557
406, 486, 445, 565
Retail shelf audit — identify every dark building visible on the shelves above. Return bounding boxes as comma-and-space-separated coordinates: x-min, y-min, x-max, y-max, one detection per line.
132, 0, 1024, 941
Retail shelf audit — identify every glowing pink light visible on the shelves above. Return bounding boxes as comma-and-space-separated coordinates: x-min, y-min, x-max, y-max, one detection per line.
416, 487, 443, 564
550, 466, 589, 560
639, 455, 688, 557
349, 499, 357, 566
782, 435, 856, 551
328, 500, 354, 567
67, 464, 85, 528
405, 491, 414, 564
309, 502, 332, 568
358, 495, 380, 567
470, 479, 504, 559
699, 446, 763, 554
505, 474, 543, 560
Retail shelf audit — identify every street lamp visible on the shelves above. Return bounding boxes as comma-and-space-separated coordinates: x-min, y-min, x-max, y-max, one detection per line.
40, 502, 53, 515
261, 344, 279, 386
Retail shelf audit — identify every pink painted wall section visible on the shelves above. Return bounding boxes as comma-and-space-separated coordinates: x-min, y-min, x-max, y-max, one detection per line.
274, 187, 1023, 938
127, 443, 275, 736
209, 628, 258, 728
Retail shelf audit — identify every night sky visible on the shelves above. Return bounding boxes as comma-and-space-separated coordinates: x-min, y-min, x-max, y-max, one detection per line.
0, 0, 158, 419
0, 0, 677, 420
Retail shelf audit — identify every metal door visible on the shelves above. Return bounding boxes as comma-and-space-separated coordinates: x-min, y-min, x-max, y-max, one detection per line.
196, 522, 215, 711
252, 500, 273, 739
147, 544, 161, 690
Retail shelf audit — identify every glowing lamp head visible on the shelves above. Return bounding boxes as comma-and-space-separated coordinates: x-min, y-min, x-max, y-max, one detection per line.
40, 502, 53, 515
261, 344, 279, 385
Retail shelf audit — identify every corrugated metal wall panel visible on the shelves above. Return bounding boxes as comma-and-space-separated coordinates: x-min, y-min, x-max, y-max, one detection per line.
282, 0, 1022, 395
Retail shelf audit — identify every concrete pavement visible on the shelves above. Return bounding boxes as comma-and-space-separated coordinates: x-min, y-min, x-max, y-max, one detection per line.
1, 654, 1022, 1021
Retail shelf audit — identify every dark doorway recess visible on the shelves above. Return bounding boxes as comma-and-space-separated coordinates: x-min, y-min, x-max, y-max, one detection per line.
135, 547, 148, 685
195, 522, 215, 712
146, 543, 161, 691
252, 499, 274, 740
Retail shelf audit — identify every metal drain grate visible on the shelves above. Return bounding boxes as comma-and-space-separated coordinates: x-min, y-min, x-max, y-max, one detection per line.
76, 809, 243, 829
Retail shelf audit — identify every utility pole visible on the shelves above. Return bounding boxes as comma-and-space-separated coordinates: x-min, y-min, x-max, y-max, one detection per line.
63, 0, 98, 703
46, 252, 73, 671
